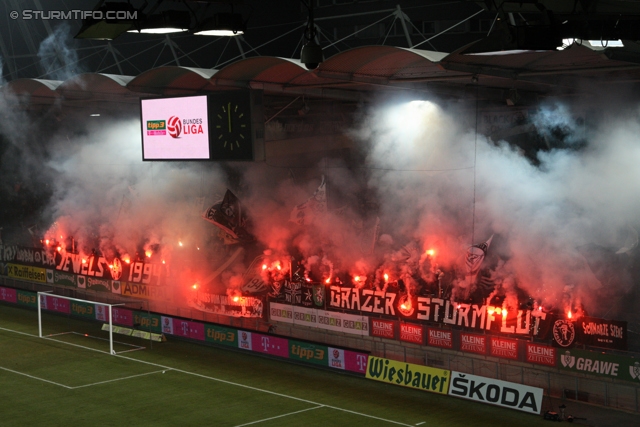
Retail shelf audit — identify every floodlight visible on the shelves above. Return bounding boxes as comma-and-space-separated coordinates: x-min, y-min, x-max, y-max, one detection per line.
194, 13, 245, 36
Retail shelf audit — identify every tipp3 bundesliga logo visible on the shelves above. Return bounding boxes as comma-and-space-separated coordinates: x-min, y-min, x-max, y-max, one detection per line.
147, 117, 204, 138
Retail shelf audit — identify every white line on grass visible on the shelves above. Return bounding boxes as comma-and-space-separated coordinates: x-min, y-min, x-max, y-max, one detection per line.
234, 405, 324, 426
0, 326, 413, 427
69, 369, 170, 389
415, 422, 426, 425
0, 365, 73, 389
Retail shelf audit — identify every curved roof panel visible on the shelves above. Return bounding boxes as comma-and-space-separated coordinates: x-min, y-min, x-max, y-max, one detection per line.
127, 66, 217, 95
318, 45, 465, 83
57, 73, 135, 100
212, 57, 307, 84
1, 78, 62, 98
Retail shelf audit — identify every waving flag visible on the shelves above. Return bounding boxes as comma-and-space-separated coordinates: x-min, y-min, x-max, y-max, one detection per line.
290, 176, 327, 226
203, 190, 253, 244
465, 235, 493, 278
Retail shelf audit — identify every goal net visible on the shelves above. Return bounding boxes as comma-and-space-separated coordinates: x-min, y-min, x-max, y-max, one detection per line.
37, 291, 146, 355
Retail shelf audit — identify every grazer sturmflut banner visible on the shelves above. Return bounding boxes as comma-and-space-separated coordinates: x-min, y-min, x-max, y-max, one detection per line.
449, 371, 543, 415
328, 285, 551, 338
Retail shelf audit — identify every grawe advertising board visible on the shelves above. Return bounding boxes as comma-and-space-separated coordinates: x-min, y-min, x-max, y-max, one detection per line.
449, 371, 543, 414
140, 95, 210, 160
557, 348, 640, 382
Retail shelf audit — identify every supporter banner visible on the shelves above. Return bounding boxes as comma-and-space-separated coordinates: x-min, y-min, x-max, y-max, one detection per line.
269, 280, 325, 308
133, 311, 162, 334
111, 281, 121, 295
52, 270, 76, 287
40, 294, 70, 314
85, 276, 111, 292
489, 337, 518, 360
251, 333, 289, 358
289, 339, 328, 366
427, 327, 453, 349
370, 318, 397, 339
366, 356, 450, 394
238, 330, 252, 350
121, 282, 168, 300
269, 302, 368, 335
526, 343, 556, 367
70, 301, 95, 319
205, 324, 237, 347
172, 318, 205, 341
188, 292, 264, 318
0, 286, 17, 303
460, 333, 487, 355
558, 348, 640, 382
0, 245, 166, 284
449, 371, 543, 414
327, 286, 550, 338
400, 322, 424, 345
577, 317, 627, 350
7, 263, 46, 283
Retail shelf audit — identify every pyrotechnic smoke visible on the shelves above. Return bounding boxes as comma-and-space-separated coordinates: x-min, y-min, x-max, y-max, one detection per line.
38, 23, 82, 81
355, 94, 640, 321
42, 119, 227, 266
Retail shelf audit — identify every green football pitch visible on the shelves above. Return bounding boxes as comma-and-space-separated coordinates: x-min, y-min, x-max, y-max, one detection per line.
0, 304, 552, 427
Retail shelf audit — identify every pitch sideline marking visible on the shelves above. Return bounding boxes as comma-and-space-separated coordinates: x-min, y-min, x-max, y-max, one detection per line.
0, 326, 413, 427
69, 369, 170, 389
234, 405, 324, 427
0, 365, 73, 389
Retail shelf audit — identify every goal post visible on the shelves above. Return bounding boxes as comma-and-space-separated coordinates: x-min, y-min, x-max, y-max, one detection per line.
36, 291, 140, 355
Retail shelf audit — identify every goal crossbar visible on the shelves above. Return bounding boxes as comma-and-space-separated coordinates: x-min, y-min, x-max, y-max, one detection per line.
37, 291, 126, 355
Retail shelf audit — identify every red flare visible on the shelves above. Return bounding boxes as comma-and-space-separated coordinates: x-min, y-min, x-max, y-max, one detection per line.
124, 258, 130, 264
383, 273, 389, 282
145, 250, 152, 258
495, 307, 502, 315
56, 246, 61, 252
192, 284, 198, 290
233, 296, 239, 302
325, 278, 331, 284
276, 265, 281, 270
567, 310, 572, 319
45, 239, 50, 245
109, 265, 113, 269
502, 309, 508, 317
354, 275, 361, 282
82, 259, 87, 264
262, 264, 267, 270
488, 307, 495, 315
426, 249, 435, 257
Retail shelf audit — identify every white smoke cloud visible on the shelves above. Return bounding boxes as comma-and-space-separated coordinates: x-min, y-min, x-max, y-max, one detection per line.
38, 23, 81, 81
357, 95, 640, 319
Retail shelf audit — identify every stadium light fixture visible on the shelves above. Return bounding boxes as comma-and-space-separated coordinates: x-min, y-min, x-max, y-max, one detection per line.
74, 2, 140, 40
127, 11, 191, 34
194, 13, 245, 36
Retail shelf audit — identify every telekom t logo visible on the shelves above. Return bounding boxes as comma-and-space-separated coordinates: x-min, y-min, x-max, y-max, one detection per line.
181, 322, 189, 336
261, 337, 270, 351
356, 355, 367, 371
